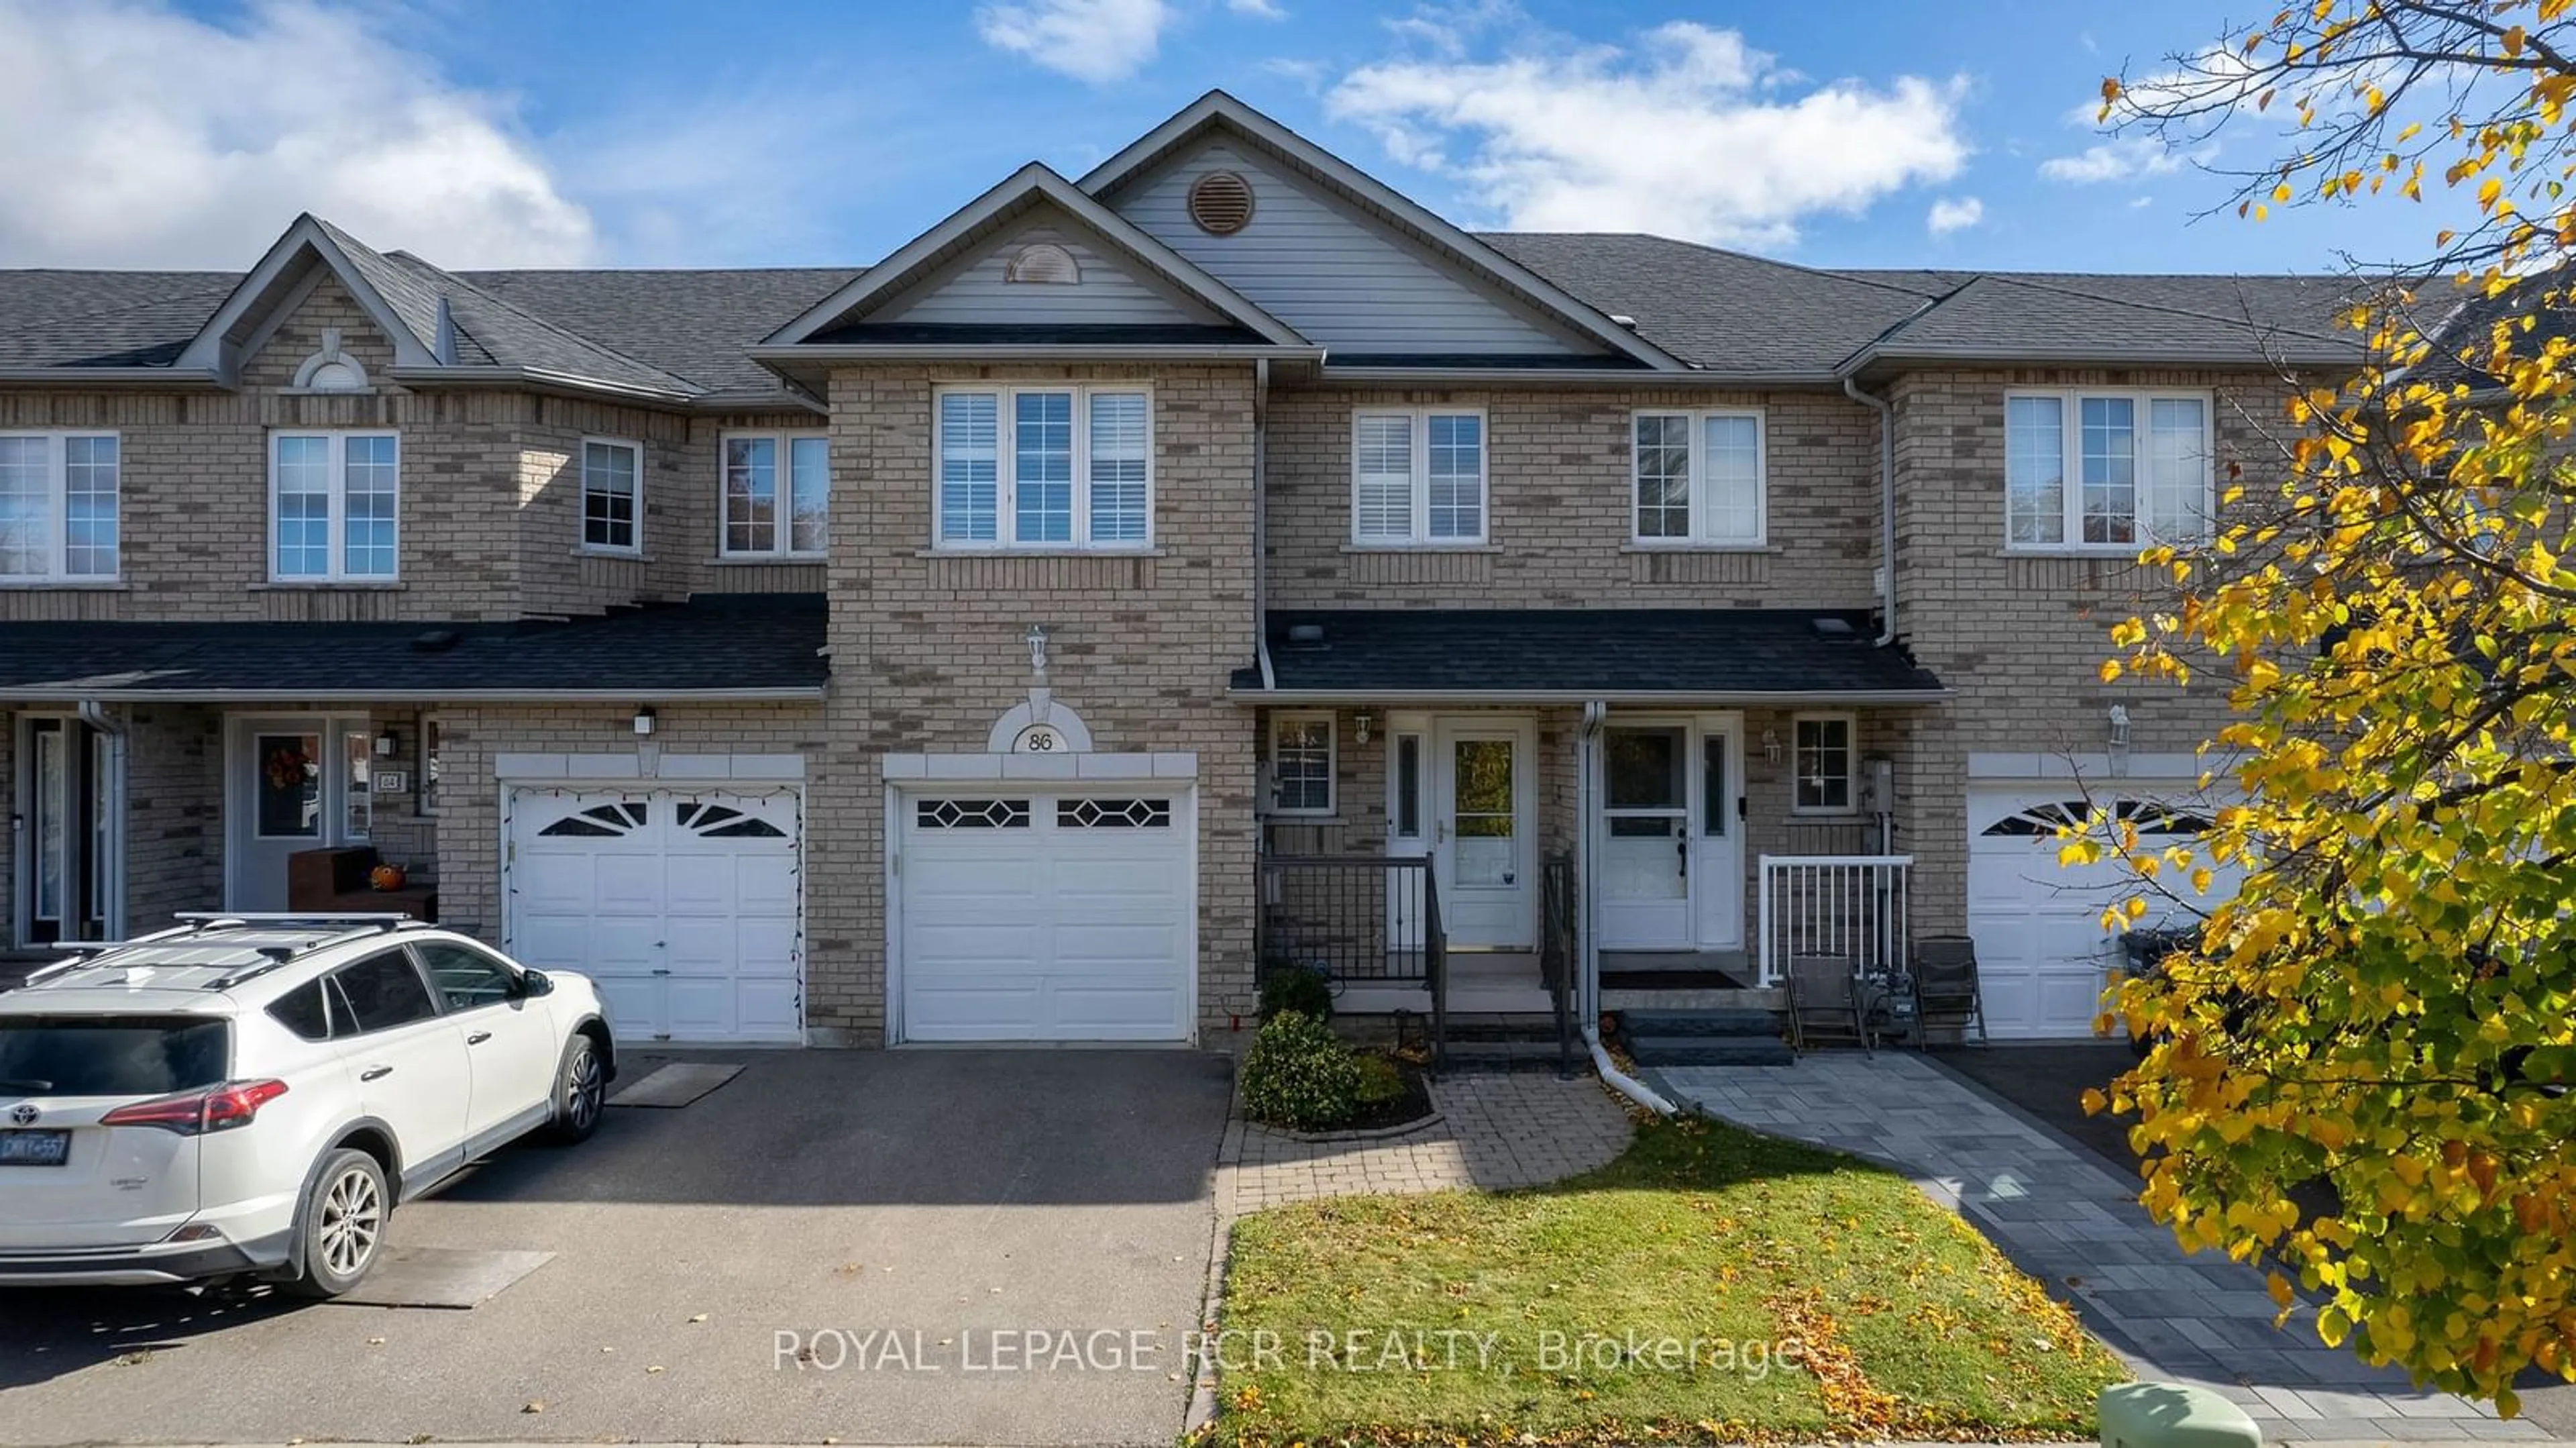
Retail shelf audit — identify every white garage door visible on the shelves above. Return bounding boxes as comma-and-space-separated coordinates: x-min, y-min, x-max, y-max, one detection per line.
507, 787, 802, 1044
1966, 787, 2223, 1039
897, 788, 1193, 1043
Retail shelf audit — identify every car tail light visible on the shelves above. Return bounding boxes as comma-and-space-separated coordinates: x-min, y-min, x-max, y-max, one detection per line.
99, 1080, 289, 1136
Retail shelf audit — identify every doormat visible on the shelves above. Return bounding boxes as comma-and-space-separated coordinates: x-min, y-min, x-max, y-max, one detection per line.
608, 1062, 744, 1108
330, 1247, 554, 1310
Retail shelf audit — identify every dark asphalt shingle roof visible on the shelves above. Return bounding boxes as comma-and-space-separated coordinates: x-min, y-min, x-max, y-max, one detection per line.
0, 272, 235, 367
1239, 609, 1947, 699
0, 594, 824, 698
458, 266, 862, 395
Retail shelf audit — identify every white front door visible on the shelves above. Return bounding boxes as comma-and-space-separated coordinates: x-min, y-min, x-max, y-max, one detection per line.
228, 715, 374, 912
1432, 719, 1535, 949
506, 787, 804, 1044
1597, 715, 1745, 950
16, 716, 113, 945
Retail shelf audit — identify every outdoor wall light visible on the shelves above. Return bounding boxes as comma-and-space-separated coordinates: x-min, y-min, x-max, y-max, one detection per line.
2106, 703, 2131, 749
1352, 710, 1375, 745
633, 707, 657, 737
1761, 727, 1782, 765
373, 729, 398, 758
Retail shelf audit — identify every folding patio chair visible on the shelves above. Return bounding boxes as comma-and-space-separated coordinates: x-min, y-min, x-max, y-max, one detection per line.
1786, 953, 1875, 1053
1909, 935, 1988, 1048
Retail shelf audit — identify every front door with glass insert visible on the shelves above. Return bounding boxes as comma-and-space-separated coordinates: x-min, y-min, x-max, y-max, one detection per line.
229, 715, 376, 911
1432, 720, 1534, 948
1596, 715, 1746, 951
18, 717, 111, 945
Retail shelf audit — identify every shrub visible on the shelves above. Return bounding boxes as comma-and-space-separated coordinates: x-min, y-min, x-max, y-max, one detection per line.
1240, 1010, 1363, 1131
1258, 962, 1334, 1021
1351, 1052, 1406, 1107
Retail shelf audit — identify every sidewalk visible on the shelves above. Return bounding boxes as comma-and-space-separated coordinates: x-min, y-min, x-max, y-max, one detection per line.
1650, 1052, 2559, 1447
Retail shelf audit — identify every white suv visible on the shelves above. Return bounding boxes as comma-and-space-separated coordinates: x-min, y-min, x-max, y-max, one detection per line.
0, 914, 614, 1296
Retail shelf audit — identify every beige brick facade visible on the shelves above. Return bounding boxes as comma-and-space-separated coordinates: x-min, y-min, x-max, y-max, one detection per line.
0, 279, 2295, 1045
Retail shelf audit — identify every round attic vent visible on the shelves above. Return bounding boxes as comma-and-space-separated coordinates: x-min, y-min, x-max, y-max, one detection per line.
1006, 242, 1081, 285
1186, 170, 1255, 236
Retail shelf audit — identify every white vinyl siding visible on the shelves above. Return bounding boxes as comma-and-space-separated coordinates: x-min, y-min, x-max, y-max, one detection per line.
2006, 390, 2210, 548
580, 437, 642, 554
1351, 409, 1485, 546
935, 384, 1154, 550
271, 431, 397, 581
722, 433, 828, 557
0, 432, 119, 580
1631, 410, 1764, 544
876, 227, 1220, 329
1114, 143, 1589, 356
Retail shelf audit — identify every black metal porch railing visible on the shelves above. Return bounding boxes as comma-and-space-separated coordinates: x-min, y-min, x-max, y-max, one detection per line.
1256, 854, 1446, 1068
1540, 853, 1579, 1078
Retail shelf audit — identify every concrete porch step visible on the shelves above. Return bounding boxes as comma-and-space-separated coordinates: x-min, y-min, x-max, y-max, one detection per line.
1617, 1009, 1781, 1037
1625, 1034, 1796, 1068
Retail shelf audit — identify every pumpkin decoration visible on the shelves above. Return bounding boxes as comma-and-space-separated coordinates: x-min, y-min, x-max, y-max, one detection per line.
369, 863, 408, 892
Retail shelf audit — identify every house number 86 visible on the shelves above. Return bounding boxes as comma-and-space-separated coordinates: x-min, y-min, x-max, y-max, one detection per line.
1015, 725, 1061, 753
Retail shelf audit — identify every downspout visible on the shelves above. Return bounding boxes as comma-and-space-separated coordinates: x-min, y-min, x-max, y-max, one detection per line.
75, 700, 127, 939
1578, 703, 1679, 1116
1252, 358, 1277, 691
1842, 376, 1898, 645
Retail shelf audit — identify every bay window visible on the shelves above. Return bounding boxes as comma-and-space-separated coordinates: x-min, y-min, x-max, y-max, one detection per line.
935, 385, 1152, 549
272, 431, 398, 580
0, 432, 119, 580
722, 432, 828, 557
1631, 409, 1764, 544
1352, 409, 1485, 545
2005, 390, 2211, 548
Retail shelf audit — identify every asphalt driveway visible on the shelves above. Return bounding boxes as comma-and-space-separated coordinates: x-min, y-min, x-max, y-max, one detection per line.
0, 1047, 1236, 1447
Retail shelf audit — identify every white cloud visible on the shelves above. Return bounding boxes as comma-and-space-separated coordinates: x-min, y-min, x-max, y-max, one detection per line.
0, 0, 594, 268
1228, 0, 1287, 17
975, 0, 1171, 83
1927, 195, 1983, 235
1326, 21, 1969, 249
2038, 135, 2200, 185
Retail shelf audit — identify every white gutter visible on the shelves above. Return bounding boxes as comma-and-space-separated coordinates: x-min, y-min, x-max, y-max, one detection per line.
0, 368, 226, 388
386, 366, 696, 406
1320, 366, 1845, 389
75, 701, 128, 938
1232, 686, 1951, 707
0, 687, 824, 704
1841, 377, 1900, 646
1252, 359, 1277, 691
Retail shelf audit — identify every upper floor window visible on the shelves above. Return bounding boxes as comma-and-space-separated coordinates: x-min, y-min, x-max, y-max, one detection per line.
0, 432, 119, 581
2006, 391, 2211, 549
1633, 410, 1764, 544
722, 432, 827, 558
272, 431, 397, 580
936, 385, 1152, 550
581, 437, 642, 554
1353, 409, 1485, 546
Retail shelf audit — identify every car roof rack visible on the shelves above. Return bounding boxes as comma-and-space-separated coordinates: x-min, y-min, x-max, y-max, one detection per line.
11, 915, 430, 994
172, 913, 421, 931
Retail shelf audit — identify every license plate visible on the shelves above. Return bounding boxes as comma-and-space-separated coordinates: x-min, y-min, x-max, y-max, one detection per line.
0, 1129, 70, 1167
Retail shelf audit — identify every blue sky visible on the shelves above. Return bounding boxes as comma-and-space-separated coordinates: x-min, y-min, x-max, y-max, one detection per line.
0, 0, 2484, 275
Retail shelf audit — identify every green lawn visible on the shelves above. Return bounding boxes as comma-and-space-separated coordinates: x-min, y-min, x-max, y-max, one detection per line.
1208, 1115, 2125, 1446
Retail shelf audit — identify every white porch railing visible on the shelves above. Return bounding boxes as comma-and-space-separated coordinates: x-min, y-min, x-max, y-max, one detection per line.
1756, 855, 1912, 986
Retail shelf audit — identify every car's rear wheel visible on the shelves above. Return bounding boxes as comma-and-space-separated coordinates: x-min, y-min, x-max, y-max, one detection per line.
284, 1148, 388, 1299
545, 1034, 606, 1145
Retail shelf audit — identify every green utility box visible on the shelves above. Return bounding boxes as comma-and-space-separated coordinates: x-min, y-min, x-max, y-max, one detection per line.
2099, 1382, 2263, 1448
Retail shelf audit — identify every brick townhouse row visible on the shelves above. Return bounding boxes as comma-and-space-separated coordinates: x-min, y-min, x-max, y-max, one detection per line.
0, 92, 2354, 1045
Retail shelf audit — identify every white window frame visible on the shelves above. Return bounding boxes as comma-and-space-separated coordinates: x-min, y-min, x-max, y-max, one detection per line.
931, 383, 1157, 552
0, 430, 120, 582
269, 430, 400, 582
417, 714, 445, 818
1629, 408, 1766, 546
2002, 388, 2214, 552
1269, 712, 1336, 817
719, 430, 830, 559
1349, 407, 1489, 547
578, 435, 644, 556
1790, 712, 1858, 817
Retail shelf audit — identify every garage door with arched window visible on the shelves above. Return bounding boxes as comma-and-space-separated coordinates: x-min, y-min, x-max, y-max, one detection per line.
1966, 786, 2231, 1039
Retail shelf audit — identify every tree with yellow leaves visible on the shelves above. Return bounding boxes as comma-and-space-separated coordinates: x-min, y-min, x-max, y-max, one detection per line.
2087, 0, 2576, 1414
